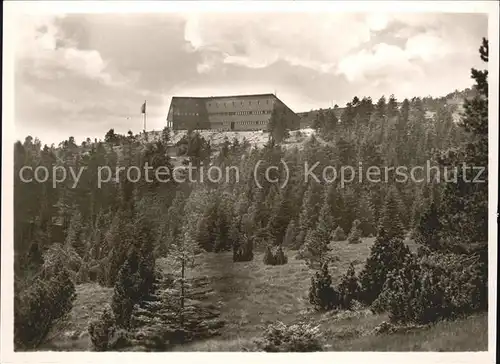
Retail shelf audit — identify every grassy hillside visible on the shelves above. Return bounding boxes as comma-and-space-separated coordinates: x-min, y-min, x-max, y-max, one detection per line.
42, 237, 487, 352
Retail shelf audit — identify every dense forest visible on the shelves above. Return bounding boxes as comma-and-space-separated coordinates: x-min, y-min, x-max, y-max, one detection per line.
13, 38, 488, 351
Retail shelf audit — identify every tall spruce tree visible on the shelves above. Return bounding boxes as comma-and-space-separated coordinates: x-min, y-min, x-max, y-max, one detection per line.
300, 202, 333, 268
416, 202, 441, 250
378, 186, 405, 240
439, 38, 488, 248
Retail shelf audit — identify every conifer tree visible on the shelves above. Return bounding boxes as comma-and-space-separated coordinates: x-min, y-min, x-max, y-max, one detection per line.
111, 254, 139, 328
358, 232, 411, 305
65, 210, 86, 257
88, 306, 116, 351
267, 187, 292, 245
274, 245, 288, 265
233, 232, 254, 262
169, 223, 199, 329
356, 197, 376, 236
324, 183, 341, 228
263, 245, 275, 265
347, 219, 362, 244
378, 187, 405, 240
332, 226, 346, 242
283, 220, 297, 247
309, 262, 340, 311
439, 38, 488, 248
300, 203, 332, 268
297, 182, 323, 236
415, 201, 441, 250
338, 263, 360, 309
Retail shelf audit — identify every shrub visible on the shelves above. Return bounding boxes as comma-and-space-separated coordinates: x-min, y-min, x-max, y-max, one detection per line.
88, 306, 116, 351
233, 235, 254, 262
338, 263, 360, 309
358, 235, 411, 305
14, 264, 76, 350
283, 220, 297, 247
76, 263, 89, 284
332, 226, 346, 241
43, 243, 83, 277
255, 321, 323, 352
292, 230, 306, 250
263, 245, 288, 266
309, 262, 341, 311
347, 222, 362, 244
372, 251, 487, 324
263, 246, 275, 265
274, 246, 288, 265
301, 227, 331, 268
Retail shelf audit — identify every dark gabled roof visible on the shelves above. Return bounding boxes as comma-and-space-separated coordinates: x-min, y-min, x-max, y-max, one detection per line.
172, 93, 277, 101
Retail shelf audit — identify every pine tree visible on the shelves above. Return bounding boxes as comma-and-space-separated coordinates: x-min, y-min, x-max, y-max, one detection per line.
339, 188, 358, 234
268, 107, 288, 144
169, 223, 199, 329
283, 220, 297, 247
356, 196, 376, 236
300, 204, 332, 268
439, 38, 488, 248
324, 183, 341, 228
233, 232, 254, 262
134, 214, 156, 300
358, 233, 411, 305
263, 245, 276, 265
105, 211, 135, 287
88, 306, 116, 351
347, 219, 362, 244
14, 260, 76, 349
378, 187, 405, 240
111, 255, 139, 328
415, 202, 441, 250
65, 210, 86, 257
338, 263, 360, 309
294, 230, 306, 250
298, 182, 323, 234
266, 187, 292, 245
309, 262, 340, 311
332, 226, 346, 242
274, 245, 288, 265
387, 94, 398, 119
317, 200, 335, 235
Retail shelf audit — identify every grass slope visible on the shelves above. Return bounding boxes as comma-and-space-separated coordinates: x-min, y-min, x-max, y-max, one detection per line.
43, 238, 487, 351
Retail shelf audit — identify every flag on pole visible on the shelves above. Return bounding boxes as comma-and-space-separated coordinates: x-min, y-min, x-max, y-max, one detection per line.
141, 101, 146, 114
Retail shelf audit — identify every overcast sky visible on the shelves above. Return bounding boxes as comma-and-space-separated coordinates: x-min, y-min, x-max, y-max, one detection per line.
14, 11, 488, 145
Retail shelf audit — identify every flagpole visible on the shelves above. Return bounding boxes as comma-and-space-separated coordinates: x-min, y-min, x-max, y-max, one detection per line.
143, 100, 147, 133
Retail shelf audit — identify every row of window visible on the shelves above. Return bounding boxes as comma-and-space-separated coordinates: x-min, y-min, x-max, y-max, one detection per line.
238, 120, 268, 126
213, 110, 272, 116
212, 120, 268, 126
208, 100, 273, 108
174, 110, 272, 117
175, 112, 199, 116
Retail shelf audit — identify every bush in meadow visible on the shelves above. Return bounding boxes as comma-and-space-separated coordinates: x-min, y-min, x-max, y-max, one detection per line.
332, 226, 346, 242
255, 321, 323, 352
358, 232, 411, 305
309, 262, 341, 311
338, 263, 361, 309
347, 220, 362, 244
372, 251, 487, 324
88, 306, 116, 351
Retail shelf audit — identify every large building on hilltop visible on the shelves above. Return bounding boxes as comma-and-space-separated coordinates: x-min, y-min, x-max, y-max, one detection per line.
166, 93, 300, 131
